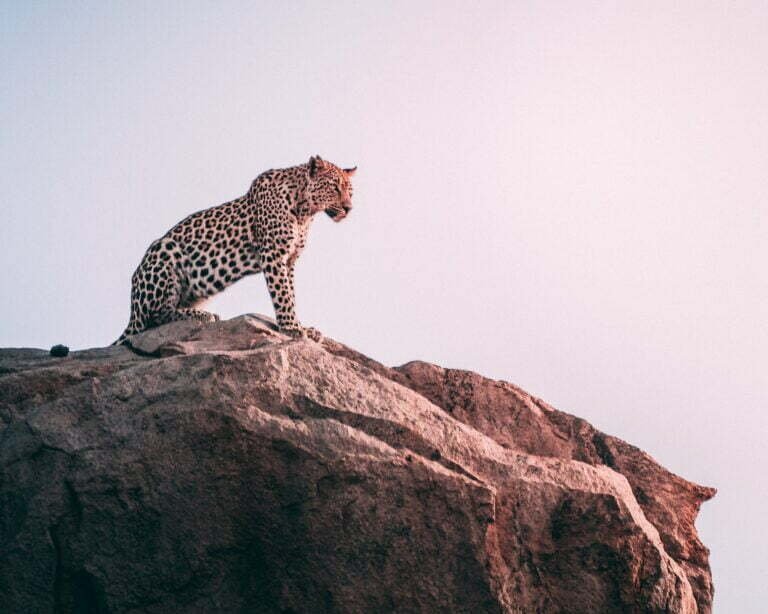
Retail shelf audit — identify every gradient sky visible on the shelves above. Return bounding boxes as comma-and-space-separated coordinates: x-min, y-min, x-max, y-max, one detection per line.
2, 2, 766, 610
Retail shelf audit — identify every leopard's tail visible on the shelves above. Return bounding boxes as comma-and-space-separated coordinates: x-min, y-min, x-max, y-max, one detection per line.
112, 323, 141, 346
112, 331, 130, 346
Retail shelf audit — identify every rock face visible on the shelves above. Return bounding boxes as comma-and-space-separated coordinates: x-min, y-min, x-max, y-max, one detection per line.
0, 315, 715, 613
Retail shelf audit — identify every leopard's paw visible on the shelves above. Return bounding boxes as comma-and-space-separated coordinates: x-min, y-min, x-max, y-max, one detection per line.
191, 310, 219, 323
279, 324, 322, 342
303, 327, 323, 342
279, 325, 304, 339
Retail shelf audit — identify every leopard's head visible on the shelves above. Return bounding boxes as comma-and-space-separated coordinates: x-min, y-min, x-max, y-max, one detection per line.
306, 155, 356, 222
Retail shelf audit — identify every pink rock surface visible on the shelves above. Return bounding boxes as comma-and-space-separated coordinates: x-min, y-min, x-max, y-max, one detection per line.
0, 315, 714, 613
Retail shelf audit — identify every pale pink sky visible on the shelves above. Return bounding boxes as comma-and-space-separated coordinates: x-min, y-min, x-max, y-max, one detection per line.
2, 2, 767, 610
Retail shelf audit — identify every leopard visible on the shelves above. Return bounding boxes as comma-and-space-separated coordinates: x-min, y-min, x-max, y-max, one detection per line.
114, 155, 355, 345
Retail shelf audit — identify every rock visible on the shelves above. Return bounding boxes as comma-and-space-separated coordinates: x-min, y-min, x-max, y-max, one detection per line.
0, 315, 715, 613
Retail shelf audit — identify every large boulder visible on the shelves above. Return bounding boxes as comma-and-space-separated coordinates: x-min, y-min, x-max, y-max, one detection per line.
0, 315, 715, 613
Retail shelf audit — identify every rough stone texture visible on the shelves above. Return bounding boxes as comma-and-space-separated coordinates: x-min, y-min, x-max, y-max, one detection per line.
0, 315, 715, 613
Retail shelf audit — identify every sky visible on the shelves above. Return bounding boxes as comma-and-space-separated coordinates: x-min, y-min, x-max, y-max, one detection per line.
1, 1, 766, 610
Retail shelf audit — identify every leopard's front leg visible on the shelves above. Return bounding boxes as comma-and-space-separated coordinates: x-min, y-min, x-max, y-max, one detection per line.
263, 257, 322, 342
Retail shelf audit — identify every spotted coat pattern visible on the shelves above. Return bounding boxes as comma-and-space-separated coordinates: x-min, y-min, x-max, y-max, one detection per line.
114, 156, 355, 344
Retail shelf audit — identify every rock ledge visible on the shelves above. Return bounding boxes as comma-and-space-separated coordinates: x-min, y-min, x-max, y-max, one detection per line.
0, 315, 715, 613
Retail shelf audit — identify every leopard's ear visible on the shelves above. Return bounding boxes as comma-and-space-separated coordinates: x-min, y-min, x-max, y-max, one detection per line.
309, 155, 325, 177
343, 166, 357, 176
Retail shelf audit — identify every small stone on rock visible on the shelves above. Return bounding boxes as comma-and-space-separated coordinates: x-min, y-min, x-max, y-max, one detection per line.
50, 344, 69, 357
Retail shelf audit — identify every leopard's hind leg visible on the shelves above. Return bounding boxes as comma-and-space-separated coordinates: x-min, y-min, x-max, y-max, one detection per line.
114, 240, 222, 345
146, 270, 220, 329
151, 307, 220, 325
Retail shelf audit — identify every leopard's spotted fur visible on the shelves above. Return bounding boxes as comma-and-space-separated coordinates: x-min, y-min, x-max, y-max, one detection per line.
114, 156, 355, 344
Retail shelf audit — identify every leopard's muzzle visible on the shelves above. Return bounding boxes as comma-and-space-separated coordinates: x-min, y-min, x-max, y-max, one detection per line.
327, 202, 352, 221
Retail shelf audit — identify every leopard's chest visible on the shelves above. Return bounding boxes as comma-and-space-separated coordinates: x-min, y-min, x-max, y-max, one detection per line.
287, 221, 312, 264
